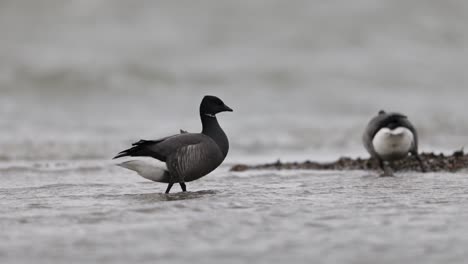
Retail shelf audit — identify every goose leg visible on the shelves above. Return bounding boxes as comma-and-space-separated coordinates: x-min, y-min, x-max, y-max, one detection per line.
382, 165, 394, 177
180, 182, 187, 192
414, 154, 426, 173
165, 183, 174, 194
378, 158, 385, 171
379, 160, 394, 177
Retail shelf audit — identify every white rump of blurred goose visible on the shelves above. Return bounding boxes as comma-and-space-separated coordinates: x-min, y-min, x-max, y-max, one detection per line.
114, 95, 233, 193
363, 110, 426, 176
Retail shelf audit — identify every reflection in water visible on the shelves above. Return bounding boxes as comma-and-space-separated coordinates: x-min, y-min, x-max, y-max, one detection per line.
127, 190, 219, 203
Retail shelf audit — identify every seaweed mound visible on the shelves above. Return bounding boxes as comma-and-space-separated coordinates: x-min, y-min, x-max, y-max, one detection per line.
231, 150, 468, 173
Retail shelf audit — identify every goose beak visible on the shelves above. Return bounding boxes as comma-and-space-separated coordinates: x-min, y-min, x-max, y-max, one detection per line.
223, 104, 233, 112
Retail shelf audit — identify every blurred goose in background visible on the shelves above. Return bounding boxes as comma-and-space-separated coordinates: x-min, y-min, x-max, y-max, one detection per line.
363, 110, 426, 176
114, 95, 233, 193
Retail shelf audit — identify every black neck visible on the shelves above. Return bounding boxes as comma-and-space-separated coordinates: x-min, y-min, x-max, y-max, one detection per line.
201, 113, 229, 157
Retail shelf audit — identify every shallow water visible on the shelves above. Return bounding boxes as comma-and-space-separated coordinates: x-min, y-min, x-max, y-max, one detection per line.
1, 163, 468, 264
1, 0, 468, 263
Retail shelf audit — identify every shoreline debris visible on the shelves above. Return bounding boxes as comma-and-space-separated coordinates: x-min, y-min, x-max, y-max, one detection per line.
231, 150, 468, 173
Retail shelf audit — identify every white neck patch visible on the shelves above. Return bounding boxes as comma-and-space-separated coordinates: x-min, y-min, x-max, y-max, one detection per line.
204, 113, 216, 118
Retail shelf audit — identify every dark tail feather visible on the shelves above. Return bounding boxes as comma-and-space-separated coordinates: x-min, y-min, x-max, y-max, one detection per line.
132, 139, 153, 146
113, 139, 160, 159
113, 150, 130, 159
113, 147, 135, 159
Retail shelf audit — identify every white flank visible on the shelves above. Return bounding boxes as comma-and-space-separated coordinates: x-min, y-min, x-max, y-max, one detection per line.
117, 159, 168, 182
372, 127, 414, 158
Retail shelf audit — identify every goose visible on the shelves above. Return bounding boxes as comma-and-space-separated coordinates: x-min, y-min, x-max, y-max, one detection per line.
114, 95, 232, 193
363, 110, 425, 176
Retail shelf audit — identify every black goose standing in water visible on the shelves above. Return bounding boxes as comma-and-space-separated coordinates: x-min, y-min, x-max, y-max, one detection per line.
363, 110, 426, 176
114, 95, 233, 193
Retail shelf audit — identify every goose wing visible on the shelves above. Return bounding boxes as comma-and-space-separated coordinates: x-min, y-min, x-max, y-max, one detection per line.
114, 133, 208, 162
167, 139, 224, 182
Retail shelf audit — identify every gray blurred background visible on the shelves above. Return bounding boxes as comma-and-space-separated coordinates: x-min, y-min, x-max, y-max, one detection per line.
2, 2, 468, 264
1, 0, 467, 163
